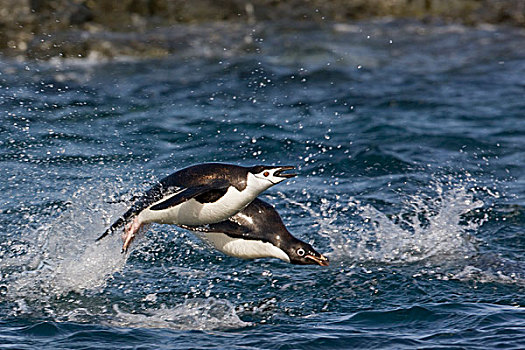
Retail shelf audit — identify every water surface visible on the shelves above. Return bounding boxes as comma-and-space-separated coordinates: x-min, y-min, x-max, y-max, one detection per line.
1, 20, 524, 349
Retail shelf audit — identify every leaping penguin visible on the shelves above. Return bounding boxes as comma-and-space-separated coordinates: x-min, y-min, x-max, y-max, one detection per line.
96, 163, 296, 252
181, 198, 329, 266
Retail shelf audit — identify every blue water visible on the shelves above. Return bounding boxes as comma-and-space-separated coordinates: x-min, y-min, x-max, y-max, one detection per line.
1, 20, 524, 349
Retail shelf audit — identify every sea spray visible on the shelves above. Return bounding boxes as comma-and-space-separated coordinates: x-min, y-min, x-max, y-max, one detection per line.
0, 182, 128, 314
280, 177, 488, 265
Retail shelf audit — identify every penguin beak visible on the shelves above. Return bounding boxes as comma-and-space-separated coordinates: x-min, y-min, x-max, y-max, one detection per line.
274, 166, 296, 179
305, 254, 330, 267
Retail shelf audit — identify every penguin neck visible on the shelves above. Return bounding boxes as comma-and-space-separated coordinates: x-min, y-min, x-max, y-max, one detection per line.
269, 227, 298, 254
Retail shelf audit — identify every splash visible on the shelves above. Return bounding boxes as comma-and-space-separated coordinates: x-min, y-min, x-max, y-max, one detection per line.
0, 181, 253, 332
282, 178, 488, 264
0, 182, 128, 314
346, 185, 485, 264
109, 298, 250, 330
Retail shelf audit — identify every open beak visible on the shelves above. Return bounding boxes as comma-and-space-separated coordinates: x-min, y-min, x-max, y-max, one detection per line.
274, 166, 297, 178
305, 254, 330, 267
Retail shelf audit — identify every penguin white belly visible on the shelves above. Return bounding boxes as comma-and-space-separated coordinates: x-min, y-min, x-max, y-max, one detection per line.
197, 231, 290, 262
138, 186, 254, 226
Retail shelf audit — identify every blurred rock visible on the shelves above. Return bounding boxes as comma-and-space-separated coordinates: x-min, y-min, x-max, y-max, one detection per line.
0, 0, 524, 60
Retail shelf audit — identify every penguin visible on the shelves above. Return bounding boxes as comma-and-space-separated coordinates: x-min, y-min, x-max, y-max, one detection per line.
181, 198, 329, 266
96, 163, 296, 252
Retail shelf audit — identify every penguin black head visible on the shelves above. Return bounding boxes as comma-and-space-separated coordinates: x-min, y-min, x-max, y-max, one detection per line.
282, 238, 330, 266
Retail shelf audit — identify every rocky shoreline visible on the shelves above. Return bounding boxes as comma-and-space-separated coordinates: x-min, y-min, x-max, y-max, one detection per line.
1, 0, 524, 60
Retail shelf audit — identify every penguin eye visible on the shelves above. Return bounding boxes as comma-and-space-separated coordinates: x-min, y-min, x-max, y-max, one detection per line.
297, 248, 305, 256
263, 171, 270, 177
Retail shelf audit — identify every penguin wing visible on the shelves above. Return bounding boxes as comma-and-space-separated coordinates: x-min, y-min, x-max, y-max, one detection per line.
149, 179, 231, 211
181, 220, 267, 242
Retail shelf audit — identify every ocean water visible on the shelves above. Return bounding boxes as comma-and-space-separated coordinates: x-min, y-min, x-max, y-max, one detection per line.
1, 20, 524, 349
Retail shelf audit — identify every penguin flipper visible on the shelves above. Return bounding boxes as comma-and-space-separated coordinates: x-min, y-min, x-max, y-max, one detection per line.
149, 180, 230, 211
182, 220, 260, 241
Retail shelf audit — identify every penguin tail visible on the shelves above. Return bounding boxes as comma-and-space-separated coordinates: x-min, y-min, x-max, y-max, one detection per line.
96, 217, 126, 241
97, 202, 141, 242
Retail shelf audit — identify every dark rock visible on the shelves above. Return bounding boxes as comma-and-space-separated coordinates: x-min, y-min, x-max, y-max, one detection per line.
1, 0, 525, 60
69, 2, 94, 25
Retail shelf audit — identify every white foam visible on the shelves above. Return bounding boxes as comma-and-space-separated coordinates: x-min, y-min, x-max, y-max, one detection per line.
109, 298, 250, 330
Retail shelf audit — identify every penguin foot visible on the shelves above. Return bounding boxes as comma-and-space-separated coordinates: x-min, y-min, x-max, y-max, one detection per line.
121, 217, 142, 253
